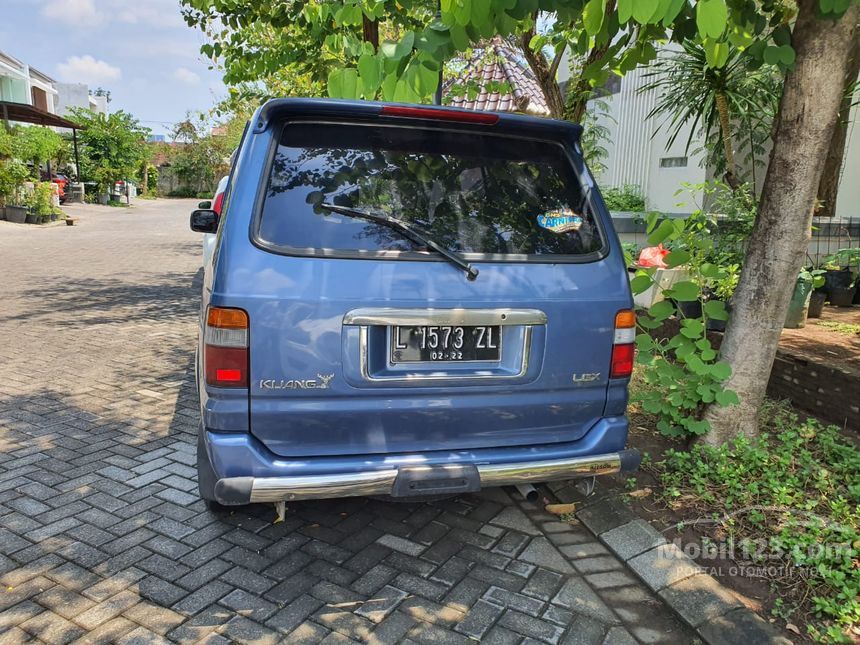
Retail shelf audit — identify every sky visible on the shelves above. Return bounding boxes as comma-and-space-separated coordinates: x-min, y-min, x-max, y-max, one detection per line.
1, 0, 227, 137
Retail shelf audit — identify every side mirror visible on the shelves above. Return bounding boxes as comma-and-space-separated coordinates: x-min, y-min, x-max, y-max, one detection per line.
198, 200, 212, 209
190, 209, 218, 233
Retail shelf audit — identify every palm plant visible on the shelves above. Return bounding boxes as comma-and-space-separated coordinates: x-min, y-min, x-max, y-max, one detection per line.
640, 42, 781, 191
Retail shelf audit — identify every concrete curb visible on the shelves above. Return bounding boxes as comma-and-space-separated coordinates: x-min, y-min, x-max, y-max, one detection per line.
547, 481, 792, 645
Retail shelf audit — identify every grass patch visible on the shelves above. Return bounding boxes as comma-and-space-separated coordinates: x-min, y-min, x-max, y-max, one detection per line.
654, 402, 859, 642
814, 320, 860, 336
106, 199, 130, 208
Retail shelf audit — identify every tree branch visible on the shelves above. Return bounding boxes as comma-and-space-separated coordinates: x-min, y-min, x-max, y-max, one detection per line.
548, 42, 567, 80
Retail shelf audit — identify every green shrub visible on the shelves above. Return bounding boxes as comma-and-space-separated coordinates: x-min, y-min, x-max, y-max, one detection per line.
167, 187, 198, 198
657, 405, 859, 642
0, 159, 28, 205
630, 210, 737, 438
603, 184, 646, 212
26, 182, 55, 216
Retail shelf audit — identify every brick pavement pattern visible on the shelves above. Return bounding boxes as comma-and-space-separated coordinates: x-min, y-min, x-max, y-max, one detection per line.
0, 200, 695, 644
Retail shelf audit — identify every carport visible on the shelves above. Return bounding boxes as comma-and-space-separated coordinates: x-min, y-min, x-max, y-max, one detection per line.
0, 100, 86, 180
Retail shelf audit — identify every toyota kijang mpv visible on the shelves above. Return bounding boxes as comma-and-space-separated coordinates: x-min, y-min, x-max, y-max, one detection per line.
190, 98, 639, 509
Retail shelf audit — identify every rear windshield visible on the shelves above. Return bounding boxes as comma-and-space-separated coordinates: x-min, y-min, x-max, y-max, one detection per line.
257, 121, 604, 259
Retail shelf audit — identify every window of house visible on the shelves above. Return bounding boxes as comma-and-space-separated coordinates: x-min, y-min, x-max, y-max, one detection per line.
660, 156, 688, 168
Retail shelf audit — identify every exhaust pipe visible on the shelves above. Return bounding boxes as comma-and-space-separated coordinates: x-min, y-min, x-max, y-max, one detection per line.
515, 483, 539, 502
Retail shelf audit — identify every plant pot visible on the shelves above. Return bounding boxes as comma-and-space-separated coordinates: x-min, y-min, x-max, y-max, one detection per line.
785, 278, 814, 328
98, 193, 109, 205
49, 213, 58, 222
676, 299, 703, 319
808, 291, 827, 318
25, 211, 40, 225
829, 286, 857, 307
823, 268, 852, 293
40, 214, 51, 224
5, 205, 27, 224
704, 298, 728, 331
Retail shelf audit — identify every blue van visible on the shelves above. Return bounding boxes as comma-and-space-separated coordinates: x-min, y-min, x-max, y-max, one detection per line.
190, 98, 639, 508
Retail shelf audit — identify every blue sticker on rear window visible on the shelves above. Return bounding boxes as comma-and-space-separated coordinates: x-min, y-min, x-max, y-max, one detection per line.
537, 209, 583, 234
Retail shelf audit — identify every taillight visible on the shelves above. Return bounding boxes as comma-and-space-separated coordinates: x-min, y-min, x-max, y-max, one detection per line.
212, 191, 225, 215
204, 307, 248, 387
380, 105, 499, 125
610, 309, 635, 378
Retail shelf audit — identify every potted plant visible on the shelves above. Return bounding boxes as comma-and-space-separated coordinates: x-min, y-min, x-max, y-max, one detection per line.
26, 181, 55, 225
822, 248, 859, 306
785, 268, 825, 328
0, 159, 30, 224
808, 289, 827, 318
705, 263, 739, 331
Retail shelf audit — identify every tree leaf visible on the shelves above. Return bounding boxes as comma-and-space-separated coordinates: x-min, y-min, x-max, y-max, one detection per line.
632, 0, 658, 24
709, 361, 732, 381
449, 24, 470, 50
635, 333, 656, 351
700, 262, 723, 279
617, 0, 634, 22
661, 0, 685, 25
680, 318, 704, 338
583, 0, 607, 36
647, 219, 677, 245
668, 280, 701, 302
696, 0, 727, 39
394, 31, 415, 60
703, 38, 729, 67
715, 389, 740, 406
630, 274, 653, 295
357, 54, 382, 97
703, 299, 728, 321
664, 250, 691, 268
327, 67, 360, 99
649, 299, 675, 321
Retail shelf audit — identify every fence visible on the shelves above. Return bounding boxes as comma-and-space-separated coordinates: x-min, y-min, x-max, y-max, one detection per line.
612, 212, 860, 268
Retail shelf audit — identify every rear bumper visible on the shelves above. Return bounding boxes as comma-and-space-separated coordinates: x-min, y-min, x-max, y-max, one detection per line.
212, 449, 641, 505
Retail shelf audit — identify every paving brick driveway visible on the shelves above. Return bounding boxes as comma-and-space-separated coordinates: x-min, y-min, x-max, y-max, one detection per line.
0, 200, 694, 644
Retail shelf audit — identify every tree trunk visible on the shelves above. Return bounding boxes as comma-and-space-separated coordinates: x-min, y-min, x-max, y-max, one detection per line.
362, 16, 379, 50
714, 91, 739, 189
816, 28, 859, 218
562, 0, 617, 123
702, 0, 859, 445
520, 22, 566, 118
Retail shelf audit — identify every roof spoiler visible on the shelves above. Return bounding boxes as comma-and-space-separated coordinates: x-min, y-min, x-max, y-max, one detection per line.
252, 98, 582, 143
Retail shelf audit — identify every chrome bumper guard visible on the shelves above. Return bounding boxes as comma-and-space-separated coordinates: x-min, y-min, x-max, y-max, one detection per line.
214, 449, 640, 505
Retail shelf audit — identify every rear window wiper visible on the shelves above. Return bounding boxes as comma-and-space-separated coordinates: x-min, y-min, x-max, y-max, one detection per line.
319, 202, 479, 281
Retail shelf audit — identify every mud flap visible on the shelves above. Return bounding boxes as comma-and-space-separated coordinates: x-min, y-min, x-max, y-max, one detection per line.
391, 464, 481, 497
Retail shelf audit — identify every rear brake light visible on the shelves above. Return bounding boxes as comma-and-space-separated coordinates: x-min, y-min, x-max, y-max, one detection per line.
212, 191, 225, 215
611, 309, 635, 378
205, 307, 248, 387
380, 105, 499, 125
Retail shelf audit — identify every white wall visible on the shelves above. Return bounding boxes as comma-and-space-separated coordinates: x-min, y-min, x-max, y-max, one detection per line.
835, 102, 859, 218
588, 66, 707, 213
55, 82, 91, 115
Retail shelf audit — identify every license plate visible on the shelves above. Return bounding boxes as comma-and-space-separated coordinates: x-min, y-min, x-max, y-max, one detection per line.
391, 325, 502, 363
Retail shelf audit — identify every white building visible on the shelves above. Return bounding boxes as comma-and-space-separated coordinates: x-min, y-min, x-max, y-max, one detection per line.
0, 50, 58, 114
55, 83, 108, 116
559, 50, 860, 217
